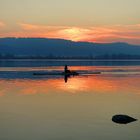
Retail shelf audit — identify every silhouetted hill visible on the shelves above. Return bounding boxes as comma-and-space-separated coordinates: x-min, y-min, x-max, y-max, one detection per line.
0, 38, 140, 58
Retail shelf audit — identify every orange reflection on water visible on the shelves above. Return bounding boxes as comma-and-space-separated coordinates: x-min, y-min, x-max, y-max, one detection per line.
0, 73, 139, 96
58, 78, 88, 93
14, 80, 49, 95
0, 91, 4, 96
57, 76, 118, 94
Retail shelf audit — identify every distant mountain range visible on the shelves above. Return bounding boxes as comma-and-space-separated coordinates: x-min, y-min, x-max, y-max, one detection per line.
0, 38, 140, 59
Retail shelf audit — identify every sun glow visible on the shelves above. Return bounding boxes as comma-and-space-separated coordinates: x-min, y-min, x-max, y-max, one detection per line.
1, 22, 140, 44
59, 27, 90, 41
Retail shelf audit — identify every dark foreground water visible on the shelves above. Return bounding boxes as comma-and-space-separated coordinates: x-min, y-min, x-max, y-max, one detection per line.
0, 60, 140, 140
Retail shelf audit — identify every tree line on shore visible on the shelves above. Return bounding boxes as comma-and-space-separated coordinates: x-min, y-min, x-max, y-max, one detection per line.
0, 53, 140, 60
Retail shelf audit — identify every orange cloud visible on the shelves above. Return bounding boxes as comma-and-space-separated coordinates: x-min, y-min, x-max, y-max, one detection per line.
18, 23, 140, 44
0, 21, 6, 28
1, 22, 140, 44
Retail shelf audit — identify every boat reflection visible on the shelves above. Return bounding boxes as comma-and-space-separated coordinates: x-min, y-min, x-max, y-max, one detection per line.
0, 74, 140, 96
33, 65, 101, 83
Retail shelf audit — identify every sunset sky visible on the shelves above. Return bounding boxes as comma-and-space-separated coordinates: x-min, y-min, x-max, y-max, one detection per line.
0, 0, 140, 44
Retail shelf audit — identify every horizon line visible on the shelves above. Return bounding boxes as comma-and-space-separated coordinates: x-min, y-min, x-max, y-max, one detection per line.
0, 37, 139, 46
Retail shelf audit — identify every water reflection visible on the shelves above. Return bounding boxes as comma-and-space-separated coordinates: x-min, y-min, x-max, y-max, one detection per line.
0, 74, 140, 96
0, 66, 140, 140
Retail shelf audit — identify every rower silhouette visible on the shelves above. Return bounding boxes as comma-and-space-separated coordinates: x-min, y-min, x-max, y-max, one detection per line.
64, 65, 79, 83
64, 65, 71, 74
64, 65, 70, 83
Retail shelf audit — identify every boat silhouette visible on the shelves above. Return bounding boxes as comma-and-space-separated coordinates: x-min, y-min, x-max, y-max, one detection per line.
33, 65, 101, 83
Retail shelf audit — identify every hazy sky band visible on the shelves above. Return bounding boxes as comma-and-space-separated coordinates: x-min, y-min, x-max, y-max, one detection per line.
0, 0, 140, 44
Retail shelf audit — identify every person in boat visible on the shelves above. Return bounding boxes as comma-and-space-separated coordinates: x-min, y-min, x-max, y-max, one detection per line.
64, 65, 79, 76
64, 65, 71, 74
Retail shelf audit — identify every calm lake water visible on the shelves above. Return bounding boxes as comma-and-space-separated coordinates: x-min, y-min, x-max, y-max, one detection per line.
0, 60, 140, 140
